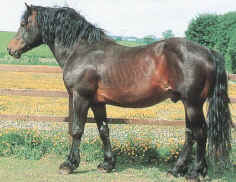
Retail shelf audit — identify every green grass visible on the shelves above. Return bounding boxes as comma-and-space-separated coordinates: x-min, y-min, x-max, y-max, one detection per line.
0, 127, 235, 181
0, 128, 178, 163
0, 31, 53, 58
0, 156, 185, 182
0, 55, 58, 66
0, 31, 56, 66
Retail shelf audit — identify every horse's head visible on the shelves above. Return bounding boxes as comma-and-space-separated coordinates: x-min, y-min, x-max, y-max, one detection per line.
7, 3, 42, 58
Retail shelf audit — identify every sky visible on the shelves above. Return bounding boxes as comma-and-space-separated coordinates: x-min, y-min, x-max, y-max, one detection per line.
1, 0, 236, 38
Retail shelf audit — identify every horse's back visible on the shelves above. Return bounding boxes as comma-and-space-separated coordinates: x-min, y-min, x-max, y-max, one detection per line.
64, 37, 216, 107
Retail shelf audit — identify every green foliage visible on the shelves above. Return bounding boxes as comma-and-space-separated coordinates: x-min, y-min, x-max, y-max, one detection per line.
0, 55, 57, 66
0, 128, 182, 164
162, 29, 175, 39
185, 14, 219, 49
143, 35, 157, 44
115, 36, 122, 41
0, 129, 69, 159
0, 31, 53, 58
185, 12, 236, 73
226, 30, 236, 73
0, 31, 56, 66
215, 12, 236, 56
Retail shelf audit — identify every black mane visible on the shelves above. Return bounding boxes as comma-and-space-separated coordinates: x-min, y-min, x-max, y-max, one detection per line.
22, 6, 105, 47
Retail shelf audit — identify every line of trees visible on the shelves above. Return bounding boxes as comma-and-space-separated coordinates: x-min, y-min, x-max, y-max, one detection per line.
185, 12, 236, 73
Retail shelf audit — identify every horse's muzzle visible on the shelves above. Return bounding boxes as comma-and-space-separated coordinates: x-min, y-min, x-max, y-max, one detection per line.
7, 48, 21, 59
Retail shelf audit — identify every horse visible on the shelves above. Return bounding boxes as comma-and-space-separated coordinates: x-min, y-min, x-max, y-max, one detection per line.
7, 3, 232, 179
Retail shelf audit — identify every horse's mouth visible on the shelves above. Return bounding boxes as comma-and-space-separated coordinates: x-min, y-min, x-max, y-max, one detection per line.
13, 52, 21, 59
7, 48, 22, 59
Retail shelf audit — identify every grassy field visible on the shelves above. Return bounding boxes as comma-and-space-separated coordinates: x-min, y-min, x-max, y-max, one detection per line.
0, 31, 53, 58
0, 31, 56, 65
0, 156, 189, 182
0, 125, 235, 182
1, 156, 235, 182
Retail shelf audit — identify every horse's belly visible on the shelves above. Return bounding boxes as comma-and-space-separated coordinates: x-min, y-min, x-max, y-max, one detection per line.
94, 86, 170, 108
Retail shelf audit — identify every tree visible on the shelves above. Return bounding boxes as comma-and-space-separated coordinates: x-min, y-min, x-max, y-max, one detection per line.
185, 11, 236, 73
215, 12, 236, 56
225, 30, 236, 73
162, 30, 174, 39
185, 14, 219, 49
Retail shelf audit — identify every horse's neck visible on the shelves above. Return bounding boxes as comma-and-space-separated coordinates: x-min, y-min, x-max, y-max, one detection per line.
48, 41, 76, 69
48, 38, 116, 69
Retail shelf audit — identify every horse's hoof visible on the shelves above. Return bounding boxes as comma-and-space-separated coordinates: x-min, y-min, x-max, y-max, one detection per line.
97, 167, 110, 173
185, 176, 200, 182
166, 171, 176, 179
167, 169, 179, 177
59, 162, 73, 175
59, 168, 73, 175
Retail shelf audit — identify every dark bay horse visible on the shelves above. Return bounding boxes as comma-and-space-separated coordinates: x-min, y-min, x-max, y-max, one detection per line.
8, 4, 232, 179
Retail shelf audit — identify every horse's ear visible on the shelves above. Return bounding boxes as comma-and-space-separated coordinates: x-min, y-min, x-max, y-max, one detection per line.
25, 2, 31, 12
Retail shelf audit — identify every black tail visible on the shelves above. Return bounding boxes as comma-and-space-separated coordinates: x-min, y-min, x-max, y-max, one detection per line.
207, 50, 232, 164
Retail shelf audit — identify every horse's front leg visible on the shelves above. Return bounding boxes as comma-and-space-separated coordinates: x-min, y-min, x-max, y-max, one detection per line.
59, 91, 89, 174
91, 104, 116, 172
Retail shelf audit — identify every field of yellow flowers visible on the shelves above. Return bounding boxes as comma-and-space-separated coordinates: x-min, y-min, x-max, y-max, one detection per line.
0, 69, 236, 121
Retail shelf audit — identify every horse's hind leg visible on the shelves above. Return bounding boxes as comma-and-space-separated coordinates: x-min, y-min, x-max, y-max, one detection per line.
169, 101, 194, 177
181, 101, 208, 178
91, 104, 115, 172
59, 91, 90, 174
170, 101, 207, 178
185, 102, 208, 178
